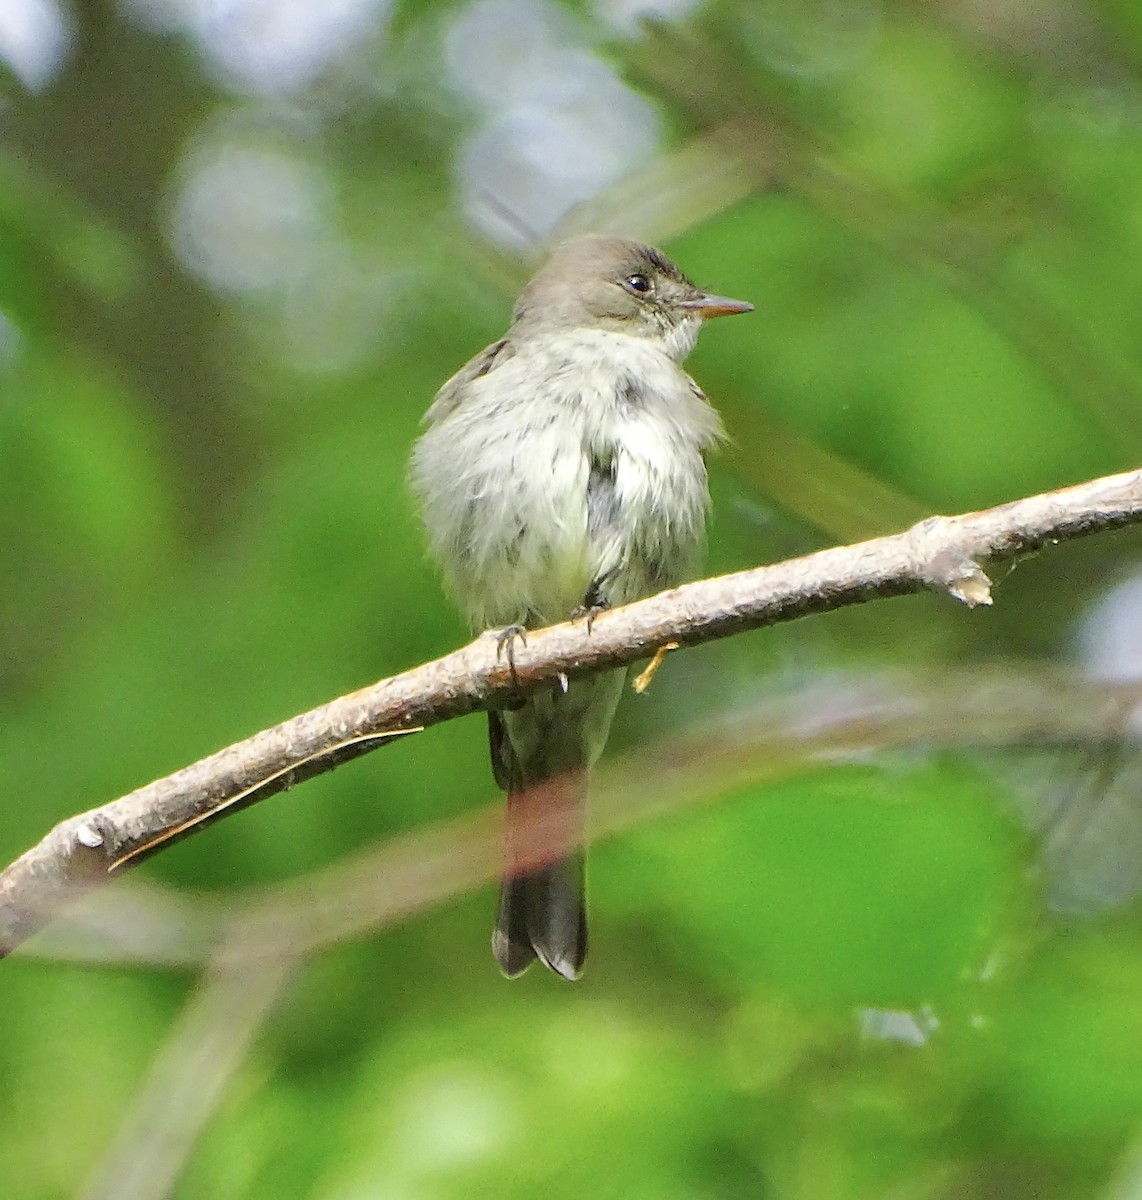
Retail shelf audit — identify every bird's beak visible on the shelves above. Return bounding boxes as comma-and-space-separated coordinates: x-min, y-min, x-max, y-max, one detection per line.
679, 292, 754, 319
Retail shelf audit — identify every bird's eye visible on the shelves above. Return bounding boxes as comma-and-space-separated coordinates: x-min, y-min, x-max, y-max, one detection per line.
625, 273, 652, 294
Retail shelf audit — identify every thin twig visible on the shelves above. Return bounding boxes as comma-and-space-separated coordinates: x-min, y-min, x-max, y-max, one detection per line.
20, 665, 1142, 970
1, 466, 1140, 958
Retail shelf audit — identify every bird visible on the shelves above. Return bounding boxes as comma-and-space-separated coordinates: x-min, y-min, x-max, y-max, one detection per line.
409, 234, 752, 978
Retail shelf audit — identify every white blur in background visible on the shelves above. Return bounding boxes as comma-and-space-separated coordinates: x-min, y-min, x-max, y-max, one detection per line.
1078, 573, 1142, 688
994, 570, 1142, 915
169, 134, 334, 295
0, 0, 71, 90
446, 0, 664, 250
5, 0, 699, 342
121, 0, 394, 94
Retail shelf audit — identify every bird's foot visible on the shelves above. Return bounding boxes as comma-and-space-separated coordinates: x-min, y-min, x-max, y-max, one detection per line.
571, 599, 611, 633
494, 624, 528, 687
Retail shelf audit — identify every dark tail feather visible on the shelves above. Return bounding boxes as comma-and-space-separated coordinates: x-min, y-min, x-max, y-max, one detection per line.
493, 854, 587, 980
488, 711, 588, 979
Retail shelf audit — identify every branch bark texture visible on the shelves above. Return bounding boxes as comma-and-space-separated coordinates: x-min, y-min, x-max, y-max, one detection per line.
2, 466, 1140, 957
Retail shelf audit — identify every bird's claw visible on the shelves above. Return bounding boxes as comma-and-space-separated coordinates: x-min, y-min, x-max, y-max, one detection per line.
494, 624, 528, 686
571, 600, 611, 633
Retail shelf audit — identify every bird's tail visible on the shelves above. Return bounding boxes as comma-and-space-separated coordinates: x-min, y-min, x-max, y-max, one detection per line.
493, 845, 587, 980
488, 710, 589, 979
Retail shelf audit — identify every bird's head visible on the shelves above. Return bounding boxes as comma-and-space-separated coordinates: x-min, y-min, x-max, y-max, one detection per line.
512, 235, 753, 361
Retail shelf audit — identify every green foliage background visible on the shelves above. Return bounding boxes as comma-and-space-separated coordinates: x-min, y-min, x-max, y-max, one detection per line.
2, 0, 1142, 1196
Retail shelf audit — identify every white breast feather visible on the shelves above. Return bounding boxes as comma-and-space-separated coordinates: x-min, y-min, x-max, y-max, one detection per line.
412, 328, 722, 629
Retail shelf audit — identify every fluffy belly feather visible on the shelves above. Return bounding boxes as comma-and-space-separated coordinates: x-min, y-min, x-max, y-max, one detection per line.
412, 328, 720, 631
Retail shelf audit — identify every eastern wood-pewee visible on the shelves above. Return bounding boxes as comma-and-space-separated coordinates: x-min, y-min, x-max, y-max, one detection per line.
410, 235, 752, 979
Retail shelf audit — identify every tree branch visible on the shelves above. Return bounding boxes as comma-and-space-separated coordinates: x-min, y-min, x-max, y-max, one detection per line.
2, 466, 1140, 958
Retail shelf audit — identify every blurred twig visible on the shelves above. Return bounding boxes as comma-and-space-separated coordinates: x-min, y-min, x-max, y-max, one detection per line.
0, 465, 1140, 959
55, 661, 1142, 1200
628, 23, 1142, 450
19, 663, 1142, 971
77, 941, 295, 1200
20, 880, 221, 967
716, 388, 930, 539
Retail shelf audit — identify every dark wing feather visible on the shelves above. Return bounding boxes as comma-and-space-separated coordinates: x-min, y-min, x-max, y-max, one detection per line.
423, 337, 513, 424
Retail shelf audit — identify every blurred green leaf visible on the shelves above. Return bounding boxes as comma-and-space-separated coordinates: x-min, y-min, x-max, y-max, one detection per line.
2, 1, 1142, 1196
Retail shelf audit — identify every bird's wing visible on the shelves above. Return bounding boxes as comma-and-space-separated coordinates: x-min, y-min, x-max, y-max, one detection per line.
422, 337, 514, 424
